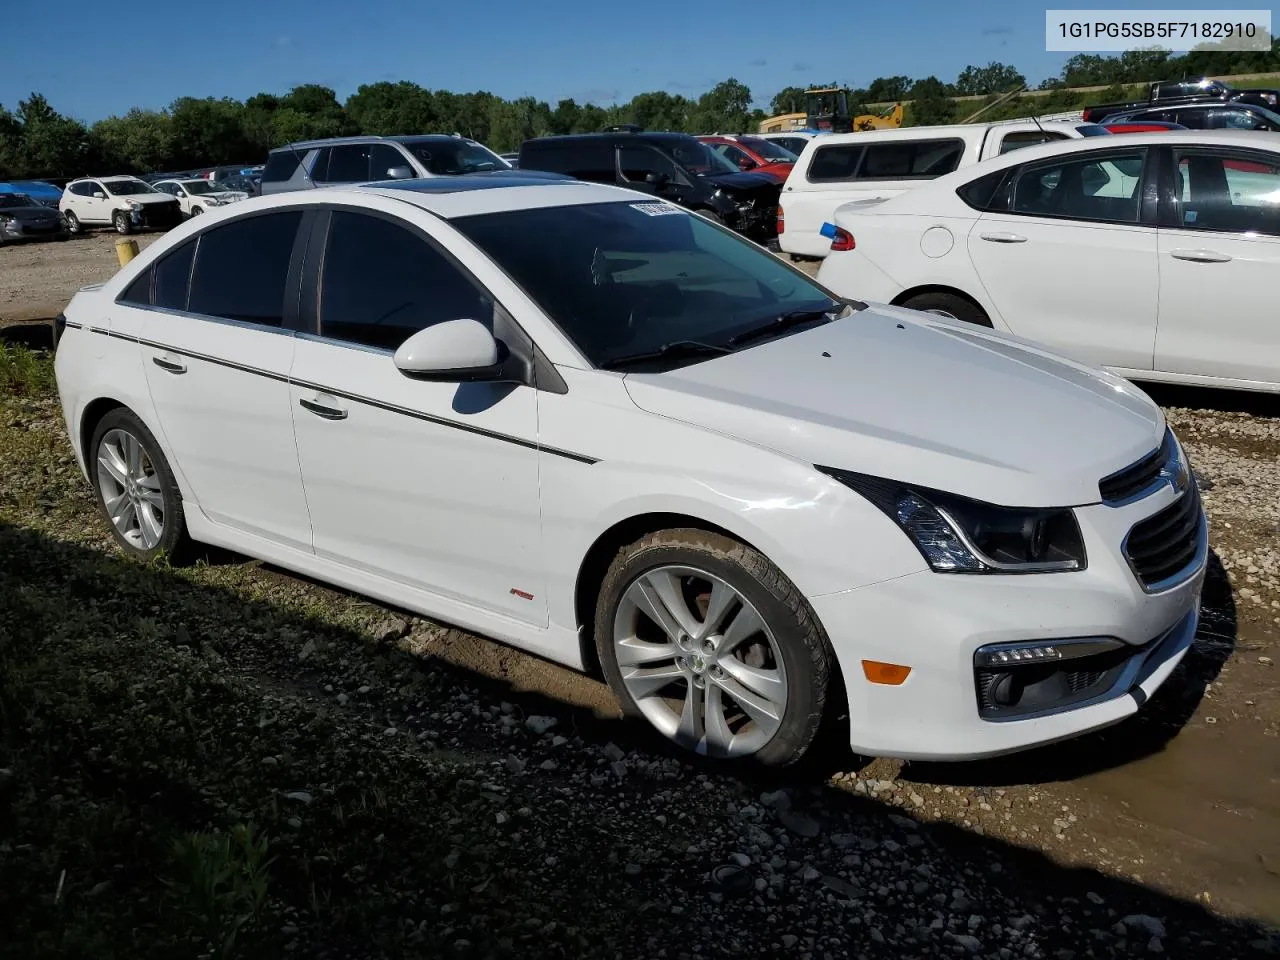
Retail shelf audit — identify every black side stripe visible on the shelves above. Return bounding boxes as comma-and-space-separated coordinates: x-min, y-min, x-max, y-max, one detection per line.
83, 327, 599, 465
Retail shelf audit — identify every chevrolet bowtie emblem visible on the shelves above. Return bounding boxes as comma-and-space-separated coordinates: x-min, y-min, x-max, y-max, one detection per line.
1159, 455, 1191, 494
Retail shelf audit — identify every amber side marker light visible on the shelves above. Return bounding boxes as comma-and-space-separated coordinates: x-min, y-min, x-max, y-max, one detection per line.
861, 661, 912, 685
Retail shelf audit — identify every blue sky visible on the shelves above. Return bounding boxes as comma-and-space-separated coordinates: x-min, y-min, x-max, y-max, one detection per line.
3, 0, 1168, 121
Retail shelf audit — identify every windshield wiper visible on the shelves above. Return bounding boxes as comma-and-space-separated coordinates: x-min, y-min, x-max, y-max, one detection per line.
727, 307, 839, 348
600, 339, 734, 371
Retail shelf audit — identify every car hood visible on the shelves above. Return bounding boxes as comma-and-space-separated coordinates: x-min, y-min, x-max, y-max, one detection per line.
116, 192, 177, 204
701, 171, 783, 193
0, 204, 59, 219
622, 304, 1164, 508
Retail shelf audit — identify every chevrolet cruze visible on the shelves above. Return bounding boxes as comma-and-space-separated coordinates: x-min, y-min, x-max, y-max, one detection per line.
53, 172, 1207, 766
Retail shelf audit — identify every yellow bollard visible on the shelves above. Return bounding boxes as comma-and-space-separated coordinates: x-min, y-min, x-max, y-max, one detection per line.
115, 238, 139, 267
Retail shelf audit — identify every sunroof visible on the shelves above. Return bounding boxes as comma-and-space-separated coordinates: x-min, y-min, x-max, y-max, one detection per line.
371, 170, 578, 194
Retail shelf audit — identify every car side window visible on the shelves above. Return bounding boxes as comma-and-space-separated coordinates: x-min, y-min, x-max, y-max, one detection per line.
120, 266, 153, 306
155, 239, 198, 311
716, 144, 752, 168
317, 211, 493, 351
998, 131, 1069, 155
324, 145, 370, 182
807, 144, 864, 181
187, 211, 303, 326
1172, 149, 1280, 236
1010, 151, 1146, 223
619, 144, 678, 183
367, 144, 407, 181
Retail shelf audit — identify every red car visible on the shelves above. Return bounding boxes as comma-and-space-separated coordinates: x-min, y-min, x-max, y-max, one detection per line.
1103, 120, 1187, 133
697, 135, 798, 182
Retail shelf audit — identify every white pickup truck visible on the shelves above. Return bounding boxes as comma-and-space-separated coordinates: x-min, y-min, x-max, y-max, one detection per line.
778, 118, 1111, 259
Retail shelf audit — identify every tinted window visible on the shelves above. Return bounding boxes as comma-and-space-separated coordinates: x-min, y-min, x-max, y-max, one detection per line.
120, 266, 153, 306
861, 139, 964, 177
323, 144, 370, 182
367, 144, 408, 181
713, 143, 754, 169
1172, 150, 1280, 235
998, 131, 1070, 155
187, 212, 302, 325
1010, 151, 1145, 222
620, 144, 678, 183
807, 144, 864, 181
155, 239, 197, 311
775, 137, 810, 155
452, 200, 841, 369
957, 169, 1008, 211
403, 139, 506, 175
318, 211, 492, 351
1169, 108, 1210, 128
521, 142, 614, 181
263, 151, 301, 182
70, 182, 93, 197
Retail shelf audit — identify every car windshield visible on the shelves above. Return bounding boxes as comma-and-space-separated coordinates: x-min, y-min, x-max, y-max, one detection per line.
404, 140, 510, 175
1075, 124, 1112, 137
0, 194, 35, 208
452, 200, 847, 370
182, 180, 218, 194
740, 136, 798, 161
668, 139, 741, 176
105, 180, 159, 196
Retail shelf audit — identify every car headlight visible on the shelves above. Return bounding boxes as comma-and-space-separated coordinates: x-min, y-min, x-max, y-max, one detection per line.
818, 467, 1087, 574
125, 200, 141, 209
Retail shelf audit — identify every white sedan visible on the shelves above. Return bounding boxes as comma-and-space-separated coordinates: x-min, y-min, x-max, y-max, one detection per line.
54, 175, 1205, 766
815, 129, 1280, 393
152, 178, 249, 217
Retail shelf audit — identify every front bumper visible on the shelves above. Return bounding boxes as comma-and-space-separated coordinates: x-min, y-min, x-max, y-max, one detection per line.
0, 219, 68, 242
129, 203, 183, 230
811, 487, 1207, 761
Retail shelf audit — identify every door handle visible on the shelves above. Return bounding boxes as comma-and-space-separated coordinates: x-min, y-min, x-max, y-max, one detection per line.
299, 397, 347, 421
1170, 248, 1232, 263
979, 231, 1028, 243
152, 355, 186, 374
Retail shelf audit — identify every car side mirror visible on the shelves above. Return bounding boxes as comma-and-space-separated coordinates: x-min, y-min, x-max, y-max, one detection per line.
644, 171, 669, 186
386, 165, 414, 180
393, 319, 512, 382
738, 157, 756, 170
93, 192, 105, 199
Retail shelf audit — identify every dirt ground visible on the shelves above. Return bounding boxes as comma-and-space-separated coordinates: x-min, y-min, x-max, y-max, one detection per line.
1, 231, 1277, 935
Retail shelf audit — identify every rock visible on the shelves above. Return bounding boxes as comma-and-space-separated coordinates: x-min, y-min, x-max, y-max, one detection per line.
611, 761, 627, 778
821, 875, 862, 900
603, 742, 626, 761
1086, 892, 1105, 905
505, 756, 526, 774
525, 716, 558, 734
760, 789, 791, 811
800, 865, 821, 882
282, 790, 313, 804
624, 863, 642, 876
1148, 937, 1164, 954
373, 617, 410, 643
778, 810, 821, 838
539, 759, 558, 771
1123, 915, 1167, 939
954, 934, 982, 953
781, 935, 799, 949
728, 852, 751, 867
830, 833, 858, 849
297, 638, 316, 661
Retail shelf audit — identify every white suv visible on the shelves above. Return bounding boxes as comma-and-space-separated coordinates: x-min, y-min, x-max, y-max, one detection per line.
60, 176, 184, 235
152, 178, 249, 218
260, 135, 511, 194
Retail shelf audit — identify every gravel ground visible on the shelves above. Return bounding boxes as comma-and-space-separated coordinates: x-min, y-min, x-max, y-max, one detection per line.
0, 233, 160, 322
0, 243, 1278, 958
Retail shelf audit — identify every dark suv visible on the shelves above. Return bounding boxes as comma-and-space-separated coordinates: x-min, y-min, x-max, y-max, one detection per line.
517, 129, 783, 241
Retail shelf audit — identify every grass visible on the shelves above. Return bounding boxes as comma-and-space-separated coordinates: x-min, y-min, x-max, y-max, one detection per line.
0, 342, 57, 397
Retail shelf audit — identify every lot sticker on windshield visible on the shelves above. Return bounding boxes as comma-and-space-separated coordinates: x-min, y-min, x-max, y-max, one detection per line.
630, 201, 684, 216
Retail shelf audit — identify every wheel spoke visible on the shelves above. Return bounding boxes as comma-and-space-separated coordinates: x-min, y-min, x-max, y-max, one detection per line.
615, 637, 679, 667
631, 571, 698, 641
137, 503, 163, 549
719, 603, 765, 656
116, 500, 139, 537
719, 657, 785, 704
98, 448, 128, 487
697, 581, 737, 640
123, 434, 143, 478
676, 680, 704, 748
622, 663, 684, 700
104, 491, 130, 524
702, 683, 735, 755
713, 673, 784, 729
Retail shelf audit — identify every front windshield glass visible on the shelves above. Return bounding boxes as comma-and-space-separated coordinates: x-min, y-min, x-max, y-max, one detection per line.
453, 200, 843, 369
105, 179, 160, 196
740, 136, 798, 161
183, 180, 218, 194
0, 194, 35, 208
668, 139, 740, 176
405, 140, 510, 175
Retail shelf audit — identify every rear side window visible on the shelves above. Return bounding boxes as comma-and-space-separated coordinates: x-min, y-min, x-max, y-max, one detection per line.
1009, 150, 1146, 223
998, 131, 1070, 155
807, 138, 963, 182
262, 151, 301, 183
620, 144, 679, 183
1172, 149, 1280, 235
807, 144, 864, 181
520, 142, 615, 182
322, 145, 370, 183
120, 266, 153, 306
317, 211, 493, 351
957, 169, 1009, 211
155, 239, 197, 311
187, 212, 303, 326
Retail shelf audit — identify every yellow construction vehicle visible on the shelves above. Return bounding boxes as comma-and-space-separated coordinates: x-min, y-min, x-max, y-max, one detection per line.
758, 88, 903, 135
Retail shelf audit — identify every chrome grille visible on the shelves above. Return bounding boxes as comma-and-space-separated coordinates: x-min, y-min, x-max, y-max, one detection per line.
1099, 429, 1173, 504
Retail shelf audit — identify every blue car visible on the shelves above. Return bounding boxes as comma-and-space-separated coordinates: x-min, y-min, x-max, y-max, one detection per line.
0, 180, 64, 208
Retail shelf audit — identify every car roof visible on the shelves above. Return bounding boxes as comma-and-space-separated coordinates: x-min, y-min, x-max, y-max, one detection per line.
269, 134, 476, 151
523, 131, 696, 146
809, 119, 1095, 148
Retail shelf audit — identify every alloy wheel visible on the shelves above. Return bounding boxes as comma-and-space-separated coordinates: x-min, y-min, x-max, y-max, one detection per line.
611, 564, 788, 758
95, 428, 166, 550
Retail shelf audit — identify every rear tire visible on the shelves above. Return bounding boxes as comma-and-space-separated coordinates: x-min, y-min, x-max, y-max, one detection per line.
595, 529, 832, 767
63, 211, 82, 235
900, 291, 991, 327
88, 408, 192, 564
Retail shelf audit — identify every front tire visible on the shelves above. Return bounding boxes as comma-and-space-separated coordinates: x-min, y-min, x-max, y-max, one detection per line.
63, 210, 82, 235
595, 529, 832, 767
113, 211, 133, 235
900, 291, 991, 327
89, 408, 191, 563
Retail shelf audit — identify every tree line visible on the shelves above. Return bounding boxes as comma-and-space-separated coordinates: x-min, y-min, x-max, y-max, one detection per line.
1, 43, 1276, 180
